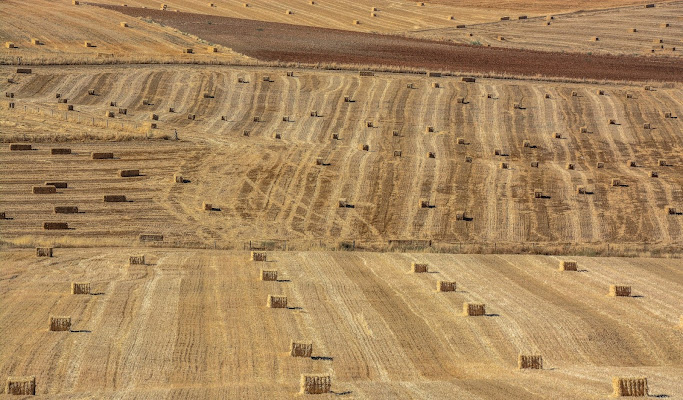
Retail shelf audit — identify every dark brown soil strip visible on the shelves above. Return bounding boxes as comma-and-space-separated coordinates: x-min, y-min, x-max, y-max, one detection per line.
94, 4, 683, 82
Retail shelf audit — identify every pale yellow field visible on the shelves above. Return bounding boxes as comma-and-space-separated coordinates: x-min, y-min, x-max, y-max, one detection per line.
1, 65, 682, 251
408, 2, 683, 57
0, 0, 248, 64
90, 0, 665, 34
0, 248, 681, 398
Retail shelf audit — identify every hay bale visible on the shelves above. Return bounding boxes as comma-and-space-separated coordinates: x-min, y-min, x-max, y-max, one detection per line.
0, 212, 4, 220
5, 92, 14, 98
338, 199, 348, 208
9, 144, 32, 151
183, 48, 193, 54
530, 161, 539, 168
566, 163, 575, 170
494, 149, 501, 156
202, 202, 212, 211
500, 162, 509, 169
546, 15, 554, 20
103, 195, 126, 202
592, 37, 599, 41
45, 181, 67, 189
427, 152, 436, 159
251, 251, 267, 261
611, 178, 621, 187
118, 108, 127, 115
437, 281, 456, 292
105, 110, 114, 118
457, 137, 465, 145
545, 93, 551, 99
419, 199, 431, 208
5, 376, 36, 395
49, 316, 71, 331
609, 285, 631, 297
457, 97, 466, 104
580, 126, 588, 133
260, 270, 278, 281
534, 189, 543, 198
33, 186, 57, 194
44, 222, 68, 230
660, 23, 670, 28
465, 155, 473, 163
315, 158, 324, 166
148, 122, 157, 129
577, 186, 587, 195
54, 206, 78, 214
174, 174, 184, 183
139, 234, 163, 241
393, 150, 402, 157
253, 116, 261, 122
650, 171, 658, 178
71, 282, 90, 295
653, 38, 663, 44
360, 144, 369, 151
519, 15, 527, 19
597, 90, 605, 95
150, 113, 159, 120
188, 114, 196, 120
663, 112, 672, 118
393, 130, 400, 137
5, 42, 16, 49
518, 355, 543, 369
300, 374, 331, 394
92, 152, 114, 159
267, 295, 288, 308
630, 28, 637, 32
309, 111, 318, 117
432, 82, 441, 88
571, 91, 578, 97
88, 89, 96, 95
16, 68, 31, 74
457, 24, 466, 29
332, 133, 339, 140
129, 255, 145, 265
559, 260, 578, 271
500, 16, 510, 21
359, 71, 374, 76
120, 169, 140, 177
644, 3, 654, 7
627, 160, 637, 167
597, 162, 604, 168
59, 103, 74, 111
667, 207, 678, 215
523, 140, 531, 148
243, 130, 250, 137
463, 303, 486, 316
497, 36, 505, 41
120, 22, 128, 27
237, 77, 245, 83
290, 342, 313, 357
273, 133, 281, 140
643, 123, 651, 129
203, 93, 214, 99
286, 71, 294, 77
411, 263, 428, 273
612, 377, 648, 396
84, 41, 93, 47
608, 119, 616, 125
461, 77, 476, 83
36, 247, 53, 257
658, 159, 668, 166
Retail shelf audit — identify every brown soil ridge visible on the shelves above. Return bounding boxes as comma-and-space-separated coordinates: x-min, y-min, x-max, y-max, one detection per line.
92, 4, 683, 82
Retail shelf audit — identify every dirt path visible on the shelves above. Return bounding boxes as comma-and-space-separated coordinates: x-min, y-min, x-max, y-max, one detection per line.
93, 4, 683, 82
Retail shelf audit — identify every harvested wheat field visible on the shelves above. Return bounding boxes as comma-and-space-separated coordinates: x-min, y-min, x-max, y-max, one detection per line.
0, 248, 681, 398
1, 65, 682, 252
1, 0, 682, 398
409, 2, 683, 57
89, 0, 664, 33
0, 0, 248, 65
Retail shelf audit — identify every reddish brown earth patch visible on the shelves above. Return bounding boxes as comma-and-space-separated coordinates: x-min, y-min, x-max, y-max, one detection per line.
95, 4, 682, 82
